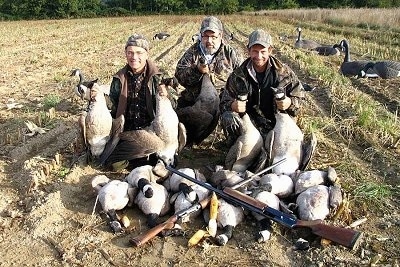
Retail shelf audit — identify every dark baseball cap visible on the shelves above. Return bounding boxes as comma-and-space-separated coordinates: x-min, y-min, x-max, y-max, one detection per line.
125, 34, 149, 51
200, 16, 223, 34
247, 29, 273, 48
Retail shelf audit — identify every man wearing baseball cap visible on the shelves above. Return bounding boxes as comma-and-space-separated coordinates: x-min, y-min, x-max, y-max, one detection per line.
220, 29, 305, 145
175, 16, 242, 107
102, 33, 177, 171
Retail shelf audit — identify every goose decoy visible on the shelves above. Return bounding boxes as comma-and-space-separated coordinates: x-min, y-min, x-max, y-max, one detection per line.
91, 175, 136, 233
294, 27, 321, 50
134, 181, 170, 228
224, 113, 264, 173
192, 33, 200, 42
76, 79, 113, 159
176, 73, 220, 146
312, 45, 341, 56
153, 32, 170, 40
103, 82, 186, 168
335, 39, 374, 77
358, 60, 400, 79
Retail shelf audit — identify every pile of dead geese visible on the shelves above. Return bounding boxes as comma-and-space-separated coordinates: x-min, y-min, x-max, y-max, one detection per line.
69, 29, 395, 249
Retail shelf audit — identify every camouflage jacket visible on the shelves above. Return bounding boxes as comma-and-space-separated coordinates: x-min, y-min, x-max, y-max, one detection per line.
107, 59, 177, 121
174, 41, 242, 97
220, 55, 305, 130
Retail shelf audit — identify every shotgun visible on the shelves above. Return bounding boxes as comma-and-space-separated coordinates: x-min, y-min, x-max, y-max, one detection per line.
165, 165, 363, 250
129, 196, 211, 247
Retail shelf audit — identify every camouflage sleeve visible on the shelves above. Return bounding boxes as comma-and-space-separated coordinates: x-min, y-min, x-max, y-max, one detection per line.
229, 46, 243, 70
174, 45, 203, 90
106, 77, 121, 118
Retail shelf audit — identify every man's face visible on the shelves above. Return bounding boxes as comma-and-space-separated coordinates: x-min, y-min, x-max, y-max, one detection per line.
249, 44, 272, 70
201, 30, 222, 55
125, 46, 148, 73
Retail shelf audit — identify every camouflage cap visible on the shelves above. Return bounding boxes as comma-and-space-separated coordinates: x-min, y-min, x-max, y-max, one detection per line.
247, 29, 273, 48
125, 34, 149, 51
200, 16, 223, 34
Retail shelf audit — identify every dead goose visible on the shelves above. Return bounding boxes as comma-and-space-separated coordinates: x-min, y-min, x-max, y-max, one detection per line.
225, 113, 264, 172
312, 45, 341, 56
213, 198, 245, 246
336, 39, 374, 77
169, 173, 210, 223
251, 189, 280, 242
259, 173, 294, 198
264, 87, 317, 176
134, 181, 170, 228
296, 185, 330, 221
358, 60, 400, 79
176, 73, 220, 146
294, 27, 321, 50
77, 79, 113, 159
209, 168, 246, 189
164, 168, 209, 214
125, 165, 161, 198
91, 175, 135, 233
292, 166, 338, 195
104, 82, 186, 168
265, 112, 305, 176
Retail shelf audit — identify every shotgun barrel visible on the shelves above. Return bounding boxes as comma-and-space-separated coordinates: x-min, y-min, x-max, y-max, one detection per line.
165, 166, 363, 250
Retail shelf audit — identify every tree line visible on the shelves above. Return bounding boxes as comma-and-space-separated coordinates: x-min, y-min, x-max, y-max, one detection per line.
0, 0, 398, 20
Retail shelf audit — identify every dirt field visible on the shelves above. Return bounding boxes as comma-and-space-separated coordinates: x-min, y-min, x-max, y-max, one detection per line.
0, 15, 399, 266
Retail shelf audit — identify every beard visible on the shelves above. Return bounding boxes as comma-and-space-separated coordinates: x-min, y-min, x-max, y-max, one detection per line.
200, 43, 219, 55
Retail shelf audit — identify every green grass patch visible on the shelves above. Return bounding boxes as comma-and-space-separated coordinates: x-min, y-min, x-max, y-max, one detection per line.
42, 94, 61, 110
352, 182, 397, 208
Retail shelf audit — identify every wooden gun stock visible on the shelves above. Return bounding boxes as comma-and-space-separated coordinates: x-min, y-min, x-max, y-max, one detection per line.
223, 187, 362, 250
129, 196, 211, 247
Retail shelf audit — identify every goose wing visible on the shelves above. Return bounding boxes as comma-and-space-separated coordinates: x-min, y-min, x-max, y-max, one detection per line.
106, 130, 164, 163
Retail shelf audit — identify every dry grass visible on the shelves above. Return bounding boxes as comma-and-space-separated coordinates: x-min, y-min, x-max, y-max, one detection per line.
251, 8, 400, 30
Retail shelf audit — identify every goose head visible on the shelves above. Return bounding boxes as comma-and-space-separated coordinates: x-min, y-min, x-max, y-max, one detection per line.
296, 27, 302, 41
71, 69, 86, 97
338, 39, 351, 62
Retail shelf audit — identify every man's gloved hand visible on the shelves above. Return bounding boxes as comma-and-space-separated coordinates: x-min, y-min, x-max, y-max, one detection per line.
231, 99, 247, 113
158, 84, 168, 96
275, 97, 291, 111
197, 58, 209, 74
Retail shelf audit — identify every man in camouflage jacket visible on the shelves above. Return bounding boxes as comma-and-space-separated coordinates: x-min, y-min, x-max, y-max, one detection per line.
175, 16, 242, 108
220, 29, 305, 144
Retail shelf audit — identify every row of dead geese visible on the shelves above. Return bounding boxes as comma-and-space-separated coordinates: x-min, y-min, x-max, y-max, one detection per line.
283, 27, 400, 79
71, 70, 346, 247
